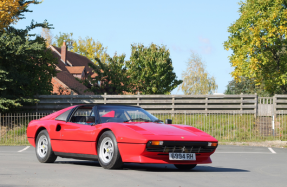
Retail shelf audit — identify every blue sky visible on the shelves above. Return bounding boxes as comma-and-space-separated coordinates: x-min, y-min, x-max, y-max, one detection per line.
14, 0, 241, 94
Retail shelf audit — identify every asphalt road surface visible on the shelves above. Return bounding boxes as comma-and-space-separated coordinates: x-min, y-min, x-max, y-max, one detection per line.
0, 145, 286, 187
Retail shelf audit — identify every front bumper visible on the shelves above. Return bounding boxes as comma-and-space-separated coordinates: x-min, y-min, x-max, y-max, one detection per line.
118, 143, 214, 164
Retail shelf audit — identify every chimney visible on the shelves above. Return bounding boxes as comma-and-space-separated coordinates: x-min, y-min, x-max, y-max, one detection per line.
61, 41, 67, 63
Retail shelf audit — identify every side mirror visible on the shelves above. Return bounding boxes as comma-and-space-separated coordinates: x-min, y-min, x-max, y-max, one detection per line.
165, 119, 172, 124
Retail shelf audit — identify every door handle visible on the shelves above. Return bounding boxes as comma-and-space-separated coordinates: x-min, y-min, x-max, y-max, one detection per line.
56, 124, 61, 131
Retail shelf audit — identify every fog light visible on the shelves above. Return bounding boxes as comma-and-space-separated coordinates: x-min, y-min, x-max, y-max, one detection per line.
151, 141, 164, 146
208, 142, 218, 147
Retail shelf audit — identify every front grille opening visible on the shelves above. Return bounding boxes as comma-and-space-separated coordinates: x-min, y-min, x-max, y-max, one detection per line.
157, 153, 202, 156
146, 141, 216, 153
147, 146, 215, 153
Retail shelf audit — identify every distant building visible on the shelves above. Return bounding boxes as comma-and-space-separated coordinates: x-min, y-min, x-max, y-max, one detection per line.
49, 42, 96, 95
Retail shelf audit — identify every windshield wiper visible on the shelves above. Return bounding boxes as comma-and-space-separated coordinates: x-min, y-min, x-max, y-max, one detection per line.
124, 118, 152, 122
153, 119, 163, 123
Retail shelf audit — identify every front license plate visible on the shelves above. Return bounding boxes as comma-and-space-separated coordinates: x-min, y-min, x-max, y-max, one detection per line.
169, 153, 196, 160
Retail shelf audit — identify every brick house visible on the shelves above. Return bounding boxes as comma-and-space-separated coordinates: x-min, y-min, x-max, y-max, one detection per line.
49, 42, 95, 95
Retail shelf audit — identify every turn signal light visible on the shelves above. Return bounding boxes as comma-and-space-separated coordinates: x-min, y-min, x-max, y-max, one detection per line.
151, 141, 163, 146
208, 142, 218, 147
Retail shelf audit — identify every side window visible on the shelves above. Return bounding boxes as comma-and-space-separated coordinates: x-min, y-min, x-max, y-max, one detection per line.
74, 108, 92, 116
99, 109, 128, 123
70, 107, 95, 125
55, 109, 73, 121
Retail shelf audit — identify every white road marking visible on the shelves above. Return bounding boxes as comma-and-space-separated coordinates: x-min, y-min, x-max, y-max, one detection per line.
268, 147, 276, 154
18, 146, 30, 152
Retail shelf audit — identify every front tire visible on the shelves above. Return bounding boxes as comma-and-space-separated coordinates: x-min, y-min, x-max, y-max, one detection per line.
35, 130, 57, 163
97, 131, 123, 169
174, 164, 197, 170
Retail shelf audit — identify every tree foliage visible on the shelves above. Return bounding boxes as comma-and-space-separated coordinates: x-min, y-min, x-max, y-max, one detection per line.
179, 52, 217, 95
224, 0, 287, 95
53, 32, 74, 50
126, 44, 182, 94
0, 0, 38, 31
0, 27, 58, 112
0, 1, 57, 112
41, 28, 53, 47
225, 77, 271, 96
0, 69, 22, 111
81, 54, 131, 95
72, 37, 108, 65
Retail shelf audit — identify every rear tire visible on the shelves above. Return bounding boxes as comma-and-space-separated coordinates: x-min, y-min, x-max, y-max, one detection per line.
35, 130, 57, 163
174, 164, 197, 170
97, 131, 123, 169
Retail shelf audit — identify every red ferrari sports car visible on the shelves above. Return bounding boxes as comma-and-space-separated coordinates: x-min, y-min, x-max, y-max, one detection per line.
27, 104, 218, 170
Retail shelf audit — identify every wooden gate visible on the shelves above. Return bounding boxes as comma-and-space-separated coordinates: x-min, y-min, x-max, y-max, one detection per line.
257, 97, 274, 136
258, 97, 273, 116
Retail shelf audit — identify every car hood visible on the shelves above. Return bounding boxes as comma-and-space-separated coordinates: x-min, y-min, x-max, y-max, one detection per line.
123, 122, 214, 138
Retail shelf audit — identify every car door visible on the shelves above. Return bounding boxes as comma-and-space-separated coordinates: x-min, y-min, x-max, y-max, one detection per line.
57, 106, 99, 155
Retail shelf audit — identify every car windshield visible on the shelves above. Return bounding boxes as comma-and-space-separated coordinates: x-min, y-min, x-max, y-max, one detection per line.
97, 105, 160, 123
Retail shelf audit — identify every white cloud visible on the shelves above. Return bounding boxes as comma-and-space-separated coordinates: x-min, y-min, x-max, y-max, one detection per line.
198, 36, 214, 55
198, 36, 210, 44
171, 44, 184, 53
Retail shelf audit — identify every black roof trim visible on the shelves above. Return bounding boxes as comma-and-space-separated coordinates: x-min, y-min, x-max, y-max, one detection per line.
77, 104, 141, 108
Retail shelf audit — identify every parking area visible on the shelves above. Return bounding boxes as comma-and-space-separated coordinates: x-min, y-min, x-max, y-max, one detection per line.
0, 145, 286, 187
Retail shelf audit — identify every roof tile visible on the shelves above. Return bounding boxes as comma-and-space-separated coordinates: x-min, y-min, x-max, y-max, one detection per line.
66, 66, 85, 74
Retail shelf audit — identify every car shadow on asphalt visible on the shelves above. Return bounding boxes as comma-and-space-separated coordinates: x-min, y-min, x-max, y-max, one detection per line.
54, 161, 249, 172
55, 160, 100, 167
122, 163, 249, 172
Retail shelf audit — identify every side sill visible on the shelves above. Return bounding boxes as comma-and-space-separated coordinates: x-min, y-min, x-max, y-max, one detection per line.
54, 152, 98, 161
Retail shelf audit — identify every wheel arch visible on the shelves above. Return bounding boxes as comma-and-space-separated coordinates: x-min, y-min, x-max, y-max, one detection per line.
96, 128, 113, 147
34, 127, 47, 145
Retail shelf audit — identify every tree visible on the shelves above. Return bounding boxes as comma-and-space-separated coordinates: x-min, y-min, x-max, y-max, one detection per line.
179, 52, 217, 95
53, 32, 75, 50
0, 1, 57, 112
224, 0, 287, 95
72, 37, 108, 65
126, 44, 182, 94
225, 77, 271, 96
0, 0, 38, 31
0, 70, 22, 111
81, 54, 131, 95
0, 27, 58, 112
41, 28, 53, 47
